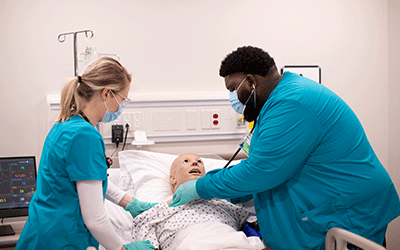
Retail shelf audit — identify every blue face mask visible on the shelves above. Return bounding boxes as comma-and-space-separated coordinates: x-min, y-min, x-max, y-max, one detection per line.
229, 77, 254, 114
101, 92, 123, 123
229, 90, 245, 114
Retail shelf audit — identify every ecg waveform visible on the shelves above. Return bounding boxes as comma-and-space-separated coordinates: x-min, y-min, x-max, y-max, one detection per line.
0, 168, 11, 195
0, 161, 36, 208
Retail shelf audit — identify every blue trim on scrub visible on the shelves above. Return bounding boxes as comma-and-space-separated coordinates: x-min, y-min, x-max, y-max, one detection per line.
16, 116, 109, 250
197, 72, 400, 250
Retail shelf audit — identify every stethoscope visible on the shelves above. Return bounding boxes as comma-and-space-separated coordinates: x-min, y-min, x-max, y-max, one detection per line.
223, 121, 256, 169
79, 111, 113, 168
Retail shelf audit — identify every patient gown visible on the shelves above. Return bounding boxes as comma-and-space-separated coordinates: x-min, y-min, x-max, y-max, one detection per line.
197, 72, 400, 250
16, 116, 108, 250
132, 199, 264, 250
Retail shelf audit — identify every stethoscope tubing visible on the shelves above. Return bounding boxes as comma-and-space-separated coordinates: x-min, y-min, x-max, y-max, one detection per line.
223, 124, 256, 169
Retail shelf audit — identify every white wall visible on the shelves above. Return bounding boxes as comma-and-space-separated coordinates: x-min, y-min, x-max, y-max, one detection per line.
0, 0, 398, 248
388, 0, 400, 249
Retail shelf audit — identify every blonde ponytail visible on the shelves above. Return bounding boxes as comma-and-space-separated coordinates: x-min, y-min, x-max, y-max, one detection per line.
56, 77, 81, 122
56, 57, 131, 123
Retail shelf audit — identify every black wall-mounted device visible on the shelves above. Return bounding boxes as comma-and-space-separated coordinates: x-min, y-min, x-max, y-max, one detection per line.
111, 125, 124, 144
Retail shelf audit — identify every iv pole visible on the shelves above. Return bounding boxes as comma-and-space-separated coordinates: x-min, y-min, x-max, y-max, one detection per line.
58, 30, 94, 76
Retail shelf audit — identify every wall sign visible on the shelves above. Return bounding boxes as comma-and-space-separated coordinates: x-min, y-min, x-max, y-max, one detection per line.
281, 65, 321, 84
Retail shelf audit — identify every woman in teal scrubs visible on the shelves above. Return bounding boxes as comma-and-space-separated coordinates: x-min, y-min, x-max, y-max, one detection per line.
169, 46, 400, 250
16, 57, 155, 250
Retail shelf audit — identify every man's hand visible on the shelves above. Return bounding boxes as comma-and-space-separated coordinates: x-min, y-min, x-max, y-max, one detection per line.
168, 180, 200, 207
124, 198, 157, 218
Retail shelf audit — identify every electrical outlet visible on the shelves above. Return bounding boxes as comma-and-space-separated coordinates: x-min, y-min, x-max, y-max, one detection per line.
121, 112, 133, 137
237, 115, 246, 127
121, 113, 132, 129
132, 112, 143, 130
211, 109, 220, 129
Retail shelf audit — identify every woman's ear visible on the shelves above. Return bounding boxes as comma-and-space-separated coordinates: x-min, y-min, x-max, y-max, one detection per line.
100, 88, 110, 101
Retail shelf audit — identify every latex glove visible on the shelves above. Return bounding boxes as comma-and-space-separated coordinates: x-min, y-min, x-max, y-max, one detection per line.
124, 198, 157, 218
168, 179, 200, 207
124, 240, 155, 250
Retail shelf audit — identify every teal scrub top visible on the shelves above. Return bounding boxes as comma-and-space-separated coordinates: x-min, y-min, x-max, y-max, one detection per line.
16, 116, 108, 250
197, 72, 400, 250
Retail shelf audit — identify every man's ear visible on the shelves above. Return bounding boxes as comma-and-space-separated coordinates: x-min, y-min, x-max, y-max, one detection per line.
247, 74, 257, 87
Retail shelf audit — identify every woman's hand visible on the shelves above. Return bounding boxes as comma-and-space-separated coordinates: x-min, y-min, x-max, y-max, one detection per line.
124, 198, 157, 218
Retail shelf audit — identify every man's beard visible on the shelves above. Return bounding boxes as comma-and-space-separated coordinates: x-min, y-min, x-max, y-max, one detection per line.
243, 98, 261, 122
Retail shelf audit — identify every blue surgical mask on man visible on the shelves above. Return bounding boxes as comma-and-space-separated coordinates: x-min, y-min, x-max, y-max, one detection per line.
101, 91, 123, 123
229, 76, 254, 115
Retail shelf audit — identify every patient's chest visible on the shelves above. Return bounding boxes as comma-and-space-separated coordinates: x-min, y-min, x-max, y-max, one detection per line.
156, 199, 249, 249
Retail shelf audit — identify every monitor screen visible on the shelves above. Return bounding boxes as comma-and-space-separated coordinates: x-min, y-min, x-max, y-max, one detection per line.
0, 156, 37, 218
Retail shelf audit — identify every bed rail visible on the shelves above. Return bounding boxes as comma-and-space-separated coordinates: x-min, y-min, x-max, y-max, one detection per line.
325, 227, 385, 250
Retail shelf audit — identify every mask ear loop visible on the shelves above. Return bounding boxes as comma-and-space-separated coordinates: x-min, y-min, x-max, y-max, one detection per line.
253, 84, 256, 109
246, 75, 256, 109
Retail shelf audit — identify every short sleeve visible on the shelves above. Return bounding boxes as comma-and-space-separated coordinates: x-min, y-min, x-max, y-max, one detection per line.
67, 126, 108, 182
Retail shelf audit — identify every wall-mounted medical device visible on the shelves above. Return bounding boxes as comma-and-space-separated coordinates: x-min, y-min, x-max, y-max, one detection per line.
281, 65, 321, 83
47, 92, 249, 145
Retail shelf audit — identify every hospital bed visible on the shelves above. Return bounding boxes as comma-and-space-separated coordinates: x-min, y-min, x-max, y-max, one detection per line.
102, 150, 386, 250
103, 150, 264, 250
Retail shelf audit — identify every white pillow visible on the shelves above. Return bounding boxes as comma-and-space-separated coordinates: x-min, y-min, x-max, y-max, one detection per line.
104, 168, 135, 245
118, 150, 241, 202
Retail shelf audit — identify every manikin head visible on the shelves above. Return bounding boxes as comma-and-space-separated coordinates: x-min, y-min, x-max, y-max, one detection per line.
169, 153, 205, 193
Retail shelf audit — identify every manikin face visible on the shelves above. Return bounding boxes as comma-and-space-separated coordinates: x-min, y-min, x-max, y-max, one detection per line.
169, 153, 205, 193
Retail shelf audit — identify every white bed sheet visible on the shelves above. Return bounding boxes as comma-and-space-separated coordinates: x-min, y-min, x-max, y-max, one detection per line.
104, 168, 134, 244
170, 222, 265, 250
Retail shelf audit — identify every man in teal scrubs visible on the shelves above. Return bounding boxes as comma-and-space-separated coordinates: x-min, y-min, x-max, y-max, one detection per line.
170, 46, 400, 250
